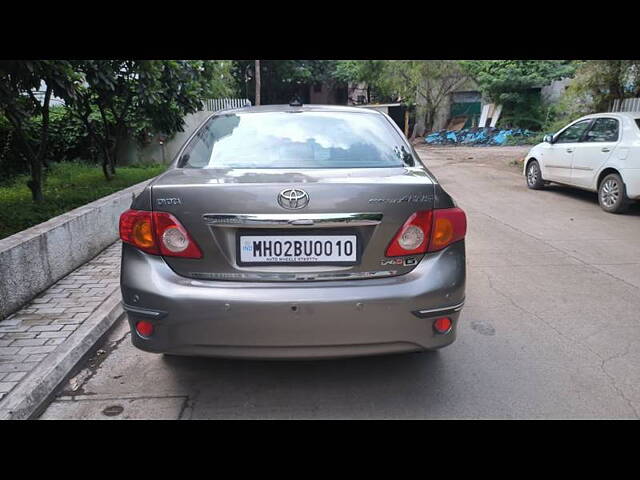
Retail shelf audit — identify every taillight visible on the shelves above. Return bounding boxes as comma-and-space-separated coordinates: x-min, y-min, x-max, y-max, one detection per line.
119, 210, 160, 255
153, 212, 202, 258
386, 207, 466, 257
119, 209, 202, 259
427, 207, 466, 252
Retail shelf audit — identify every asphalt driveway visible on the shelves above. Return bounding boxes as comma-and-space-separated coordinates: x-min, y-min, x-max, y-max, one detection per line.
39, 145, 640, 419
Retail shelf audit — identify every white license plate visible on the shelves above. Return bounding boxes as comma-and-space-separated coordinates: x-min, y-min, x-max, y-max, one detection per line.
239, 235, 358, 264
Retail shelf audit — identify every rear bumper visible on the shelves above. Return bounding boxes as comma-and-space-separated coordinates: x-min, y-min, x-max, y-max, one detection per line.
120, 241, 466, 359
621, 168, 640, 199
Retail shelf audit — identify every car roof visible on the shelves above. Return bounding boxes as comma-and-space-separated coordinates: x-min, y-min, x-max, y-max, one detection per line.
578, 112, 640, 121
213, 104, 384, 116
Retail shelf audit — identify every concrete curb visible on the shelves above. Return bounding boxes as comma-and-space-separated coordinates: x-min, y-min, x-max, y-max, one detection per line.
0, 291, 124, 420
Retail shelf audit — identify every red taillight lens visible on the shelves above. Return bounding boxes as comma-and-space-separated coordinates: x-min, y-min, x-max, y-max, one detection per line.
385, 211, 433, 257
119, 210, 202, 259
154, 212, 203, 259
386, 207, 466, 257
427, 207, 466, 252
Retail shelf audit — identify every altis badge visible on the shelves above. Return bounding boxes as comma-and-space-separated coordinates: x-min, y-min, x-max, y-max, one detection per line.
381, 258, 417, 266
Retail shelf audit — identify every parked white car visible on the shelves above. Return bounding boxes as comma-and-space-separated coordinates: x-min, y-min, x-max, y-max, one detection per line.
524, 112, 640, 213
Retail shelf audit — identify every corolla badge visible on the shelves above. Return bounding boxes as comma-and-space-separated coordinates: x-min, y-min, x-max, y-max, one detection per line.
278, 188, 309, 210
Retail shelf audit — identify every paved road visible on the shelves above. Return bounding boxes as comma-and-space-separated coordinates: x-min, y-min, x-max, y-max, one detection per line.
39, 146, 640, 419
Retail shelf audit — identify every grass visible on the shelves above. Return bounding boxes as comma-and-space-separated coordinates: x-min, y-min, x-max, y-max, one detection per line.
0, 162, 165, 240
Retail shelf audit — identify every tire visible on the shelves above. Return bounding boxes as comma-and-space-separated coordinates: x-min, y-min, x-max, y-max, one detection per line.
526, 160, 545, 190
598, 173, 629, 214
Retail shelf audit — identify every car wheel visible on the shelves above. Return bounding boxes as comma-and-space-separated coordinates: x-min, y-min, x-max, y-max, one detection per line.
598, 173, 629, 214
526, 160, 545, 189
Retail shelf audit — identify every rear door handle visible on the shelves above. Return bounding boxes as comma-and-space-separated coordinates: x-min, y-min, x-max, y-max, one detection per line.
566, 148, 573, 153
601, 147, 611, 153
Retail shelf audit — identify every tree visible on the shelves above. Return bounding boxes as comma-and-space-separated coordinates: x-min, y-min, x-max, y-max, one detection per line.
333, 60, 393, 103
232, 60, 342, 105
70, 60, 231, 180
460, 60, 576, 129
384, 61, 469, 137
0, 61, 80, 202
255, 60, 261, 106
569, 60, 640, 112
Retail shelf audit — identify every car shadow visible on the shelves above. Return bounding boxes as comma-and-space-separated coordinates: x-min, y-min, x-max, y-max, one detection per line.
160, 349, 451, 419
544, 184, 640, 215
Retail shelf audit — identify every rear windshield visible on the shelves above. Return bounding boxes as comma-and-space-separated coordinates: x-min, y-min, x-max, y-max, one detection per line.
179, 111, 410, 169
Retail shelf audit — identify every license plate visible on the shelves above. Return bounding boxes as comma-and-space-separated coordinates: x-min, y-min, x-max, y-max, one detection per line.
238, 235, 358, 265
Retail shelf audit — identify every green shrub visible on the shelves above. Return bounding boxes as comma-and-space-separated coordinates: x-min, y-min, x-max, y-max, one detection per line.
504, 132, 544, 146
0, 107, 98, 185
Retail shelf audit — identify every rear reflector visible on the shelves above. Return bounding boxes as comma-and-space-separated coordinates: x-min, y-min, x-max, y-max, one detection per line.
119, 209, 202, 259
433, 317, 452, 334
135, 320, 154, 337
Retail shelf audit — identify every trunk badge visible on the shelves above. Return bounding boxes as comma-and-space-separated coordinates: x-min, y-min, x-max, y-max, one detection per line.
278, 188, 309, 210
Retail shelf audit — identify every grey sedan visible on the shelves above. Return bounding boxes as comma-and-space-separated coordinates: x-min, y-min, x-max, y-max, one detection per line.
119, 104, 466, 359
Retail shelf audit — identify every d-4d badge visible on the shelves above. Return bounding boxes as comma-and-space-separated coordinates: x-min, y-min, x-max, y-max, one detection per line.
381, 258, 417, 266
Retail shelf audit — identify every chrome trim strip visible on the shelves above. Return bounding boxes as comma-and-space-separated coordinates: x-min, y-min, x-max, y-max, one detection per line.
202, 212, 383, 228
187, 269, 397, 282
122, 303, 167, 319
412, 300, 465, 319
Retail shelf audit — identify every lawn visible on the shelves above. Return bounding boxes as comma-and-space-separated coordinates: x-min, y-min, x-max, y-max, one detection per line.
0, 162, 165, 240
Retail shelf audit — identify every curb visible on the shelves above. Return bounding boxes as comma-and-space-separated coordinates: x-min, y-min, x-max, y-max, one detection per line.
0, 291, 124, 420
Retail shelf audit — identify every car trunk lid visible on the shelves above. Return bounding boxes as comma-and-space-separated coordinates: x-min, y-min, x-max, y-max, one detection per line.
151, 166, 435, 281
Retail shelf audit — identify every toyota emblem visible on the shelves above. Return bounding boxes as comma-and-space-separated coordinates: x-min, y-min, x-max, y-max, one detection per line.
278, 188, 309, 210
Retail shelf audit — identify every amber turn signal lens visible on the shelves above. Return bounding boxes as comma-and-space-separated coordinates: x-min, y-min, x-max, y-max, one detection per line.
132, 219, 155, 248
431, 217, 454, 250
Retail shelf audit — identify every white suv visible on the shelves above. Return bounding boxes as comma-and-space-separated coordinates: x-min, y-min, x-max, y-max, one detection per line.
524, 112, 640, 213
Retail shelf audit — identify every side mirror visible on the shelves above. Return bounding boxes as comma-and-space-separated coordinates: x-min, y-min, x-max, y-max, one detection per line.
543, 134, 554, 144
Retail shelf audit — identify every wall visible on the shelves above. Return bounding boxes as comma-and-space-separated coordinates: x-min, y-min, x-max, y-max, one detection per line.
541, 78, 571, 105
122, 111, 214, 166
0, 180, 151, 320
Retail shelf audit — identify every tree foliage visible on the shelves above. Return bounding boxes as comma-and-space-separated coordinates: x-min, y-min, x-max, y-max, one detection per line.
233, 60, 349, 104
1, 60, 233, 201
568, 60, 640, 112
333, 60, 393, 102
382, 60, 469, 136
0, 61, 81, 201
71, 60, 231, 179
460, 60, 576, 129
